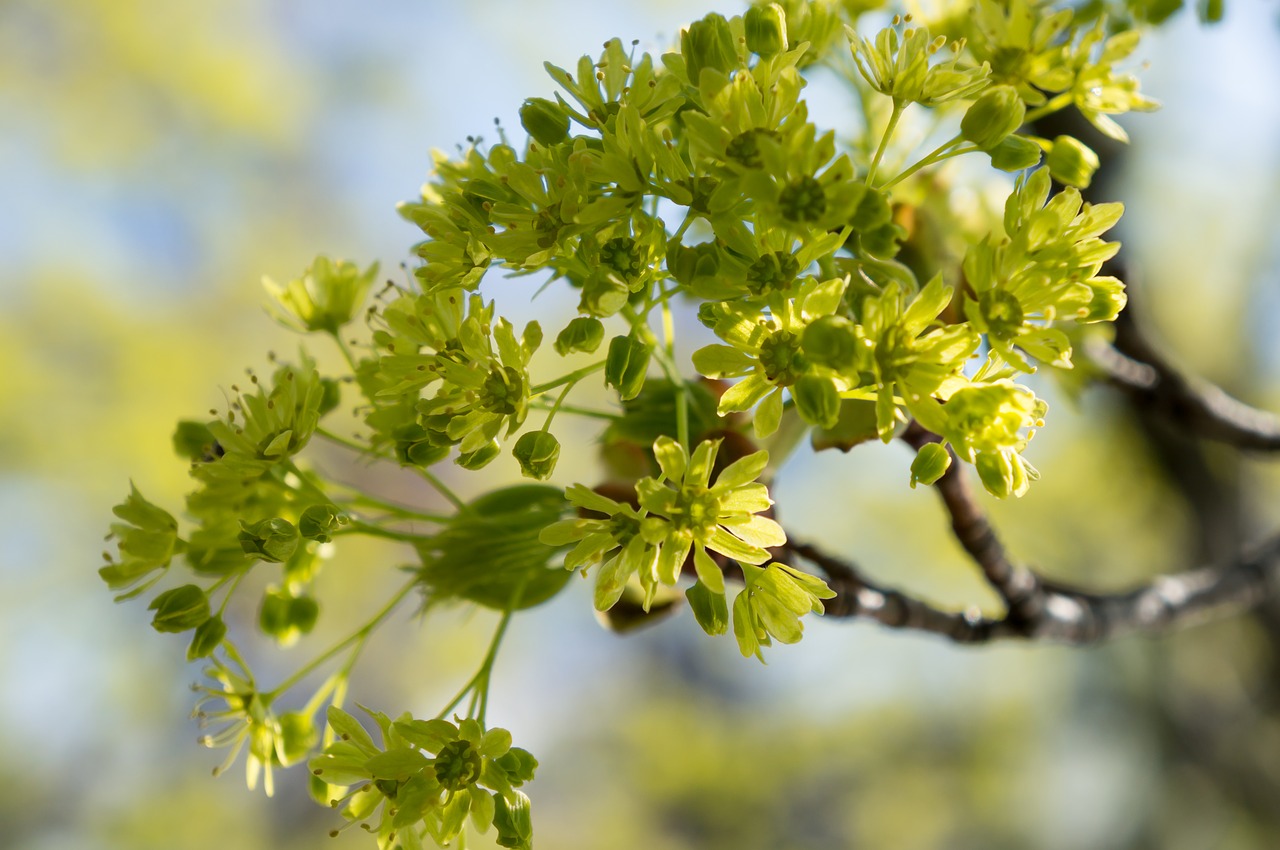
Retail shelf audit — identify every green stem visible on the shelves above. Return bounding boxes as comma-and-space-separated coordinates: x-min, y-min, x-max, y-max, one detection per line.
866, 101, 905, 186
214, 571, 248, 618
1023, 92, 1073, 125
529, 400, 620, 422
334, 490, 450, 523
339, 521, 433, 543
415, 467, 469, 514
266, 576, 417, 700
879, 137, 977, 191
316, 427, 385, 459
541, 380, 576, 433
331, 333, 359, 372
530, 360, 607, 396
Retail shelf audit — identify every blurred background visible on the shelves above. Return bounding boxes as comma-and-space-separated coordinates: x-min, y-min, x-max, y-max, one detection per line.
2, 1, 1280, 848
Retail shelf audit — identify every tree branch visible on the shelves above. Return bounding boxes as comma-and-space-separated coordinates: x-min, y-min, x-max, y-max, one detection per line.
785, 534, 1280, 646
1086, 310, 1280, 452
901, 423, 1047, 629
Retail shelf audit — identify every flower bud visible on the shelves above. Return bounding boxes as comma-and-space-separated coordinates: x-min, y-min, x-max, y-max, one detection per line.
975, 450, 1015, 499
148, 584, 210, 634
553, 317, 605, 356
457, 439, 501, 470
493, 747, 539, 786
259, 587, 319, 646
792, 374, 841, 429
605, 334, 652, 401
298, 504, 343, 543
988, 134, 1043, 172
910, 442, 951, 488
686, 579, 729, 636
238, 517, 300, 563
1046, 135, 1100, 189
744, 3, 788, 57
186, 614, 226, 660
682, 13, 738, 83
801, 315, 859, 370
578, 273, 630, 317
519, 97, 570, 147
493, 790, 534, 850
960, 86, 1025, 151
513, 431, 561, 480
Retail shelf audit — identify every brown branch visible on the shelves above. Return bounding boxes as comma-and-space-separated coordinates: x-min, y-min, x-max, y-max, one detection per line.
901, 422, 1047, 630
785, 534, 1280, 645
1086, 311, 1280, 452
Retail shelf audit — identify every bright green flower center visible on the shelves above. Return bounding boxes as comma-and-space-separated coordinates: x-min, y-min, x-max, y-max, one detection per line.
979, 289, 1024, 340
434, 739, 483, 791
726, 128, 780, 169
669, 486, 721, 535
480, 365, 526, 415
746, 251, 800, 295
778, 176, 826, 223
758, 329, 807, 386
600, 237, 644, 282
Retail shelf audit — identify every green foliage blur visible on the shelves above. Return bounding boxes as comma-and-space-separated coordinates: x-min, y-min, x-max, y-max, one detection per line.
3, 1, 1280, 849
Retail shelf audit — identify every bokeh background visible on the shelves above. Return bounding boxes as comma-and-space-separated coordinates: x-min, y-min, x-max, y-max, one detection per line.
3, 1, 1280, 848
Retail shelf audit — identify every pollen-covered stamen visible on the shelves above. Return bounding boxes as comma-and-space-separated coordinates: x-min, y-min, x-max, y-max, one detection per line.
778, 176, 827, 223
758, 329, 807, 386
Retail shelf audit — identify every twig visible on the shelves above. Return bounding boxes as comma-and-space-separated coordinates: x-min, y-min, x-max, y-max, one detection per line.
901, 423, 1047, 629
1086, 310, 1280, 453
784, 534, 1280, 645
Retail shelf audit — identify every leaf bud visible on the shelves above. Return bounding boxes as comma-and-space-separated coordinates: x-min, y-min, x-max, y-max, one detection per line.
1046, 135, 1100, 189
910, 442, 952, 488
518, 97, 570, 147
605, 334, 652, 401
744, 3, 788, 57
960, 86, 1025, 151
513, 431, 561, 481
238, 518, 300, 563
148, 584, 210, 634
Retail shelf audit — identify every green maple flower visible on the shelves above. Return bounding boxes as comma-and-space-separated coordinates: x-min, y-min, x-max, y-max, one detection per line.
848, 18, 990, 107
194, 652, 316, 798
309, 707, 534, 850
263, 255, 378, 336
693, 276, 850, 436
732, 561, 836, 660
854, 275, 979, 441
541, 437, 783, 612
962, 167, 1126, 372
1063, 22, 1159, 143
101, 483, 182, 596
940, 380, 1046, 498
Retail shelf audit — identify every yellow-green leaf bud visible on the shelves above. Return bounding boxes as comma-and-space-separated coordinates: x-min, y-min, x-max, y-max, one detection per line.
519, 97, 570, 147
1046, 135, 1100, 189
513, 431, 561, 481
744, 3, 788, 56
960, 86, 1026, 151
